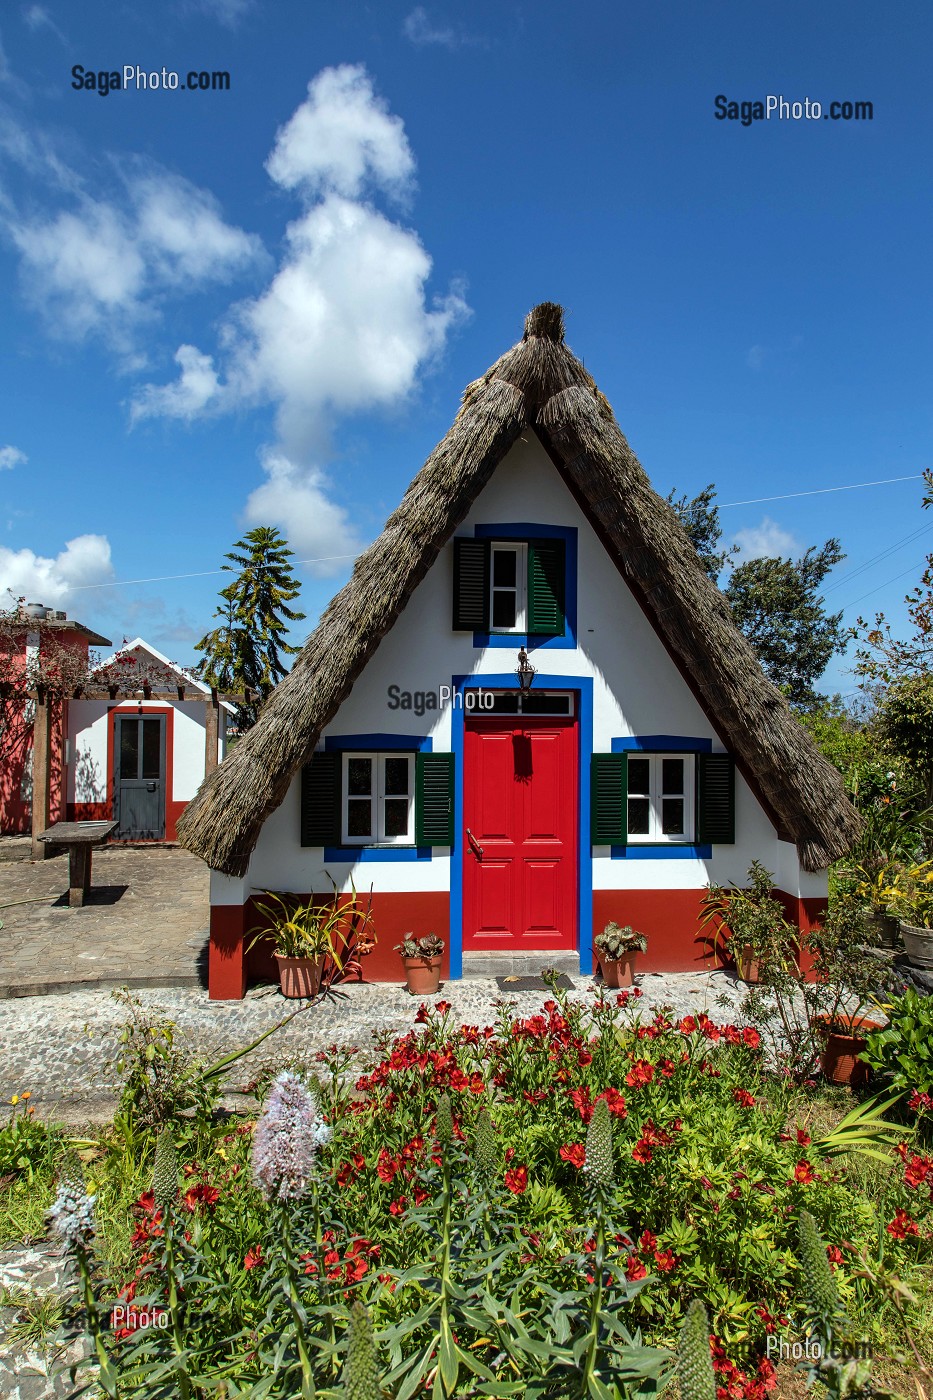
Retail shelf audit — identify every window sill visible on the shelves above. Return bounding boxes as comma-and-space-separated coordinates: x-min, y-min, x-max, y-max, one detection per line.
323, 846, 434, 863
610, 843, 712, 860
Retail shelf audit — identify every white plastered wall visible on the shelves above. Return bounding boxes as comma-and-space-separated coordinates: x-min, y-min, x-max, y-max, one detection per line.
68, 698, 220, 804
216, 433, 824, 903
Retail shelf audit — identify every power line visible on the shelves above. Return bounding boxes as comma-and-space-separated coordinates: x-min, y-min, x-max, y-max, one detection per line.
822, 520, 933, 596
67, 553, 360, 591
838, 559, 929, 612
719, 473, 924, 508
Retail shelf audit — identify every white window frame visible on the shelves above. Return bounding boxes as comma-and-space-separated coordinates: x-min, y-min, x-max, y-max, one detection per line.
341, 752, 415, 846
626, 753, 694, 844
489, 541, 527, 633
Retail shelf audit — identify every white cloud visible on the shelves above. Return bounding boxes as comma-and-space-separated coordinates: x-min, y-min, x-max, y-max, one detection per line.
130, 344, 222, 423
0, 534, 114, 605
0, 445, 26, 470
245, 452, 363, 573
23, 6, 66, 43
731, 517, 800, 562
133, 66, 469, 570
265, 65, 415, 202
403, 7, 463, 48
6, 168, 263, 351
196, 0, 253, 26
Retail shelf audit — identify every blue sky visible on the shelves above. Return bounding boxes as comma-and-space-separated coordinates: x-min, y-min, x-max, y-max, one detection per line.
1, 0, 930, 699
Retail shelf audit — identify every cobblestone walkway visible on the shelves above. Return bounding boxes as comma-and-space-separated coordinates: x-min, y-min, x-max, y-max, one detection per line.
0, 1243, 88, 1399
0, 969, 748, 1119
0, 847, 208, 997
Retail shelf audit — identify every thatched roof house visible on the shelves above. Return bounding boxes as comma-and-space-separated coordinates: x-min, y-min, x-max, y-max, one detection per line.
179, 303, 860, 998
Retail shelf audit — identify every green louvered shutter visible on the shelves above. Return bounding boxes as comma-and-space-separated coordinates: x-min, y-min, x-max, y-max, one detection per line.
591, 753, 627, 845
527, 539, 566, 635
415, 752, 454, 845
452, 538, 490, 630
300, 752, 341, 846
696, 753, 735, 844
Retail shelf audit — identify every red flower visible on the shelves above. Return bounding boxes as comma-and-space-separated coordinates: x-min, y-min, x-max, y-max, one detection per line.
887, 1209, 920, 1239
414, 1003, 429, 1023
569, 1085, 594, 1122
678, 1015, 697, 1035
625, 1060, 655, 1088
654, 1249, 677, 1272
826, 1244, 844, 1265
733, 1089, 755, 1108
742, 1027, 761, 1048
625, 1255, 648, 1281
504, 1165, 529, 1195
632, 1139, 653, 1165
376, 1149, 399, 1183
435, 1000, 452, 1013
182, 1182, 220, 1213
638, 1229, 657, 1253
794, 1160, 815, 1184
796, 1128, 811, 1146
336, 1153, 366, 1188
658, 1058, 676, 1077
243, 1246, 264, 1270
596, 1086, 628, 1118
389, 1196, 408, 1216
559, 1143, 586, 1168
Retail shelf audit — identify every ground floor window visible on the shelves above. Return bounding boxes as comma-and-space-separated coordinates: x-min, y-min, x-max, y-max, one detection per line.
342, 752, 414, 845
626, 753, 693, 843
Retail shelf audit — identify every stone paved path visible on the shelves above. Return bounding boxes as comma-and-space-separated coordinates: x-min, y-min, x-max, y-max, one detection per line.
0, 847, 208, 998
0, 970, 749, 1121
0, 1243, 88, 1399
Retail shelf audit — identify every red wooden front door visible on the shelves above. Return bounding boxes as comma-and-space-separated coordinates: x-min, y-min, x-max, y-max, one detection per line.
463, 715, 577, 950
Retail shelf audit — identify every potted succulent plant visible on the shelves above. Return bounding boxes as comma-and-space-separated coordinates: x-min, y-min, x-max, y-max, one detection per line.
248, 890, 346, 999
875, 861, 933, 968
395, 933, 445, 995
594, 923, 647, 988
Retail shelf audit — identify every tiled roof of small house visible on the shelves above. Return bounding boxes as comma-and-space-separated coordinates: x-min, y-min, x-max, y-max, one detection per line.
178, 303, 862, 877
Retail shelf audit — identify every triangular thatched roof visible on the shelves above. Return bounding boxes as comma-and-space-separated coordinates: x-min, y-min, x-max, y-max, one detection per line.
178, 303, 861, 877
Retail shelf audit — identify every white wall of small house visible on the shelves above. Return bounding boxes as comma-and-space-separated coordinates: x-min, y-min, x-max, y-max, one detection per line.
218, 432, 825, 904
67, 698, 220, 804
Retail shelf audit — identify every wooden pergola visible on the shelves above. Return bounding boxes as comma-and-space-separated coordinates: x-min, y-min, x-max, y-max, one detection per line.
28, 685, 253, 859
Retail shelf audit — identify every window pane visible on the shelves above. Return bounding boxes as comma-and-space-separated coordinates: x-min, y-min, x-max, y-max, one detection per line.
662, 798, 685, 835
521, 694, 570, 715
492, 550, 517, 586
384, 757, 410, 796
142, 720, 161, 780
662, 758, 684, 795
488, 693, 520, 713
627, 797, 650, 835
383, 798, 410, 838
628, 758, 650, 794
347, 800, 372, 837
492, 591, 517, 628
347, 758, 372, 796
120, 721, 139, 780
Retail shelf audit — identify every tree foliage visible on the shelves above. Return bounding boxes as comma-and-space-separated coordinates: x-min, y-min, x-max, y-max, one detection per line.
195, 527, 305, 728
874, 673, 933, 805
723, 541, 847, 708
851, 468, 933, 683
666, 483, 739, 580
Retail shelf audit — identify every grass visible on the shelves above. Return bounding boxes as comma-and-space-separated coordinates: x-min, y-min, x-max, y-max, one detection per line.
0, 1284, 66, 1354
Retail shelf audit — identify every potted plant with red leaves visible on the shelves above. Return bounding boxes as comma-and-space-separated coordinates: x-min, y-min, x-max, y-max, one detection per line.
395, 933, 444, 995
594, 923, 647, 988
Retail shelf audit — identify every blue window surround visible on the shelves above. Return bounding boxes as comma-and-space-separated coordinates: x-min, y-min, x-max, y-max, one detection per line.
471, 523, 577, 650
610, 736, 712, 860
322, 733, 433, 862
449, 673, 593, 980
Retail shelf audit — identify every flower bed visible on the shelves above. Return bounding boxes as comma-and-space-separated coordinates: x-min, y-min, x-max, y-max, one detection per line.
12, 986, 933, 1396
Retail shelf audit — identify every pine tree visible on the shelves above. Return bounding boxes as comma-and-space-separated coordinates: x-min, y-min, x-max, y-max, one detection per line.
195, 526, 305, 728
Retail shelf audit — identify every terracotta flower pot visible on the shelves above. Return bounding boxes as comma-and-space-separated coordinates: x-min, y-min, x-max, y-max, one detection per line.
275, 954, 324, 999
598, 953, 636, 988
900, 922, 933, 969
813, 1014, 882, 1087
402, 954, 442, 995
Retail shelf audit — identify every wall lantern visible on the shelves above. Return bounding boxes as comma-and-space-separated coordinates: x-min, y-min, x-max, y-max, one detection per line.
516, 647, 536, 692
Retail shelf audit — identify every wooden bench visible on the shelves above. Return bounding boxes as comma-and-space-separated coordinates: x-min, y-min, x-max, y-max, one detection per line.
37, 821, 119, 907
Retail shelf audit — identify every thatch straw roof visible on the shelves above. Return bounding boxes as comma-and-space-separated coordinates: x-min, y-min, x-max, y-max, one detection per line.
178, 302, 861, 877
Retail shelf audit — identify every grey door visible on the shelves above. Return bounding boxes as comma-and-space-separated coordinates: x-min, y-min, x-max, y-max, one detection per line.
115, 715, 166, 839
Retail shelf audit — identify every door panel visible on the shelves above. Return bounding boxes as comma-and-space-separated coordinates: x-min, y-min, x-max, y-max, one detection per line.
463, 713, 577, 950
115, 715, 166, 839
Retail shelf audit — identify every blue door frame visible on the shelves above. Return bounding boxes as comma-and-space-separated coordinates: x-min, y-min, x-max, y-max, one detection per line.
448, 673, 594, 978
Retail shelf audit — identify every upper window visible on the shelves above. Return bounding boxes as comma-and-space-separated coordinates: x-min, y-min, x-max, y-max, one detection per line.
626, 754, 693, 843
453, 536, 566, 637
490, 542, 527, 632
342, 752, 414, 845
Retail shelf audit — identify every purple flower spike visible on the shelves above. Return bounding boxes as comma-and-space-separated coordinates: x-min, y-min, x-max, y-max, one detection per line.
252, 1070, 331, 1203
